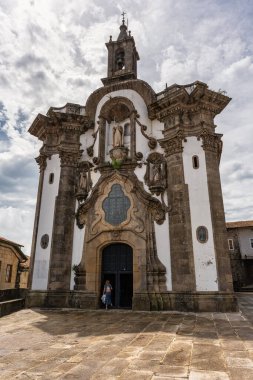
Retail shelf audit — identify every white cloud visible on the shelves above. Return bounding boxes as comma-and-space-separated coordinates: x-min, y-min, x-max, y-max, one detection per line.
0, 0, 253, 253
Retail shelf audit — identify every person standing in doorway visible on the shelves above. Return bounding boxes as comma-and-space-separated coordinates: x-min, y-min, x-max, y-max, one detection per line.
103, 280, 113, 309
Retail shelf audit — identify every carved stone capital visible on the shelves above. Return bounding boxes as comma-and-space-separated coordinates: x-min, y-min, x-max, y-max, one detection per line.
159, 130, 186, 156
59, 150, 81, 167
35, 154, 48, 172
197, 127, 223, 160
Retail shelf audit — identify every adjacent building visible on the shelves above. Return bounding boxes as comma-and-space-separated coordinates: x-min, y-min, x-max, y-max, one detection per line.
27, 18, 237, 311
227, 221, 253, 290
0, 237, 29, 290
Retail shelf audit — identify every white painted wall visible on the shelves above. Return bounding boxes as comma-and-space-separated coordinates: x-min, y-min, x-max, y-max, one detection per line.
155, 215, 172, 290
70, 201, 85, 290
32, 155, 60, 290
182, 137, 218, 291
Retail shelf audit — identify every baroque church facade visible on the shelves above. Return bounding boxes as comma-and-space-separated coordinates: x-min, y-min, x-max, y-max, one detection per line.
27, 19, 237, 311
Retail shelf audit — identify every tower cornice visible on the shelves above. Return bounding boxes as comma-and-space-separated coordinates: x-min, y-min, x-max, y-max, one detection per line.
148, 81, 231, 121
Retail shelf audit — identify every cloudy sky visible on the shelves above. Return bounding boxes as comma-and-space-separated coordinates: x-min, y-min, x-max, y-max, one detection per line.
0, 0, 253, 254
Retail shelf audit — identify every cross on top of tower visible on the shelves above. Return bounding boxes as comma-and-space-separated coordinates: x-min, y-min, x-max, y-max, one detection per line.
121, 11, 126, 25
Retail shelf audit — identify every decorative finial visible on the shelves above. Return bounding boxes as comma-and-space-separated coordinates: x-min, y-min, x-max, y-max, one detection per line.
109, 35, 112, 42
128, 30, 131, 36
121, 11, 126, 25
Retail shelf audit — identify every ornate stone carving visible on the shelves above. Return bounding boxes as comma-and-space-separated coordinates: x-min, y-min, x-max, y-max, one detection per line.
135, 115, 157, 149
144, 152, 167, 195
159, 130, 186, 156
197, 127, 223, 161
35, 154, 48, 172
109, 146, 129, 167
73, 263, 86, 290
59, 150, 81, 167
87, 124, 100, 157
76, 171, 166, 231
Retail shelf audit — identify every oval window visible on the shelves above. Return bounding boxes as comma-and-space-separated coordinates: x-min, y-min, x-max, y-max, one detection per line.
196, 226, 208, 243
40, 234, 49, 249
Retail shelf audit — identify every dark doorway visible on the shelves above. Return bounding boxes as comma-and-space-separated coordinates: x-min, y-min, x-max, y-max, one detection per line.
101, 243, 133, 308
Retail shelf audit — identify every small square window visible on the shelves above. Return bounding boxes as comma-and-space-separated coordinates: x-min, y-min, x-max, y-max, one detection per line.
192, 155, 199, 169
5, 264, 12, 283
250, 238, 253, 249
49, 173, 54, 184
228, 239, 234, 250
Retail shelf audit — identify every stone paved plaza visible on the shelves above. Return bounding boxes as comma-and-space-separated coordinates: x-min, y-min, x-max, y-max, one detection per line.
1, 294, 253, 380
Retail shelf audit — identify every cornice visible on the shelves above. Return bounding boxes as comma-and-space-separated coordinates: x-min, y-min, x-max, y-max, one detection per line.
149, 81, 231, 121
28, 114, 49, 140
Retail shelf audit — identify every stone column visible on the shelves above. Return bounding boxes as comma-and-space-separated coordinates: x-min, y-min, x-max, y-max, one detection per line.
200, 130, 233, 291
28, 154, 47, 290
160, 131, 196, 292
48, 125, 82, 293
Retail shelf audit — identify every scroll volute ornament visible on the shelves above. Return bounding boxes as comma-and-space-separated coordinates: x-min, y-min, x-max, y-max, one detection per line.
144, 152, 167, 196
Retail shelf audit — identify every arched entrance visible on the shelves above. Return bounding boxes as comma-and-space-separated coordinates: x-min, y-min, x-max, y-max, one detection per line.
101, 243, 133, 308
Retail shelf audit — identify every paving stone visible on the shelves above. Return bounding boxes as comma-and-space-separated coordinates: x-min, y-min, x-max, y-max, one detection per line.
153, 364, 188, 378
225, 356, 253, 368
191, 343, 226, 371
120, 369, 153, 379
189, 370, 229, 379
163, 341, 192, 366
220, 339, 246, 351
0, 294, 253, 379
228, 367, 253, 380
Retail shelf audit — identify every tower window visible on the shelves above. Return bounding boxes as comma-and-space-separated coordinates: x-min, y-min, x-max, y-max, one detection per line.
250, 238, 253, 249
49, 173, 54, 184
192, 155, 199, 169
196, 226, 208, 243
228, 239, 234, 250
115, 49, 125, 70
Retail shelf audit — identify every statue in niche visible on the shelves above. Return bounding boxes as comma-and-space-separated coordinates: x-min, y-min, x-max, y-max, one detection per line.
75, 162, 93, 204
113, 124, 124, 147
151, 163, 161, 183
144, 152, 167, 196
79, 172, 88, 192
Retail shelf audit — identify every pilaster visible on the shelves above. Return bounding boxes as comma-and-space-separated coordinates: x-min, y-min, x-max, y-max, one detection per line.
48, 121, 83, 291
28, 154, 47, 290
199, 129, 233, 291
160, 131, 196, 291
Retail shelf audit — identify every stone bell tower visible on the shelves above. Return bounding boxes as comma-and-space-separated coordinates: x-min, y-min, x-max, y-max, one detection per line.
27, 16, 237, 312
101, 13, 139, 86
